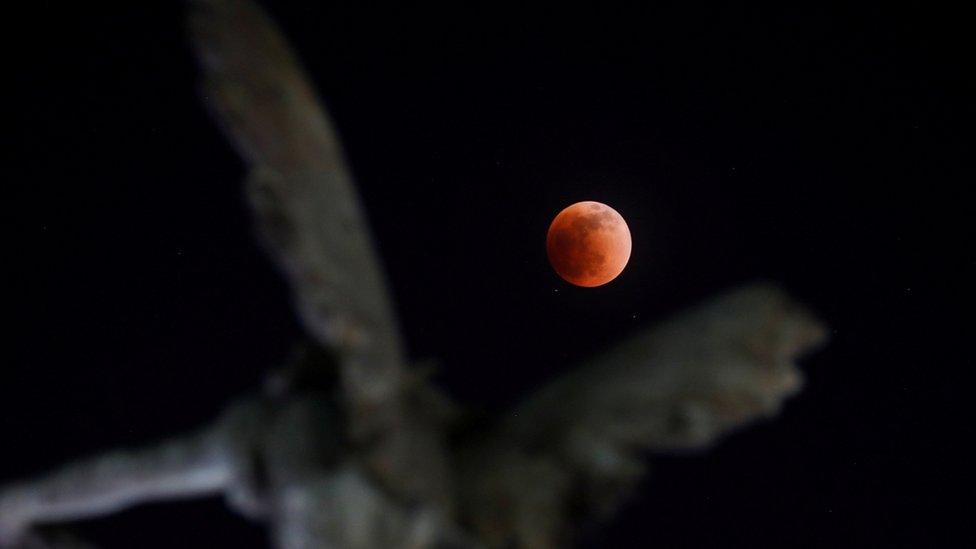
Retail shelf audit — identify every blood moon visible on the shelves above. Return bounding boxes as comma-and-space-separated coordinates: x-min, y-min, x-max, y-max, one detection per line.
546, 201, 632, 287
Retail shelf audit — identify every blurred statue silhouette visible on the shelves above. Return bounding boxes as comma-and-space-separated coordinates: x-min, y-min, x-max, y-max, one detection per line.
0, 1, 827, 547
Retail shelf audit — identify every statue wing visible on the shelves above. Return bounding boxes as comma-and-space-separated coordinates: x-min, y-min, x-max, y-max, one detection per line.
188, 1, 455, 516
188, 0, 405, 407
458, 283, 828, 547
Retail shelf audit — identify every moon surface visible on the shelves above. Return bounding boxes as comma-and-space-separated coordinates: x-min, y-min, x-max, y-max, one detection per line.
546, 201, 632, 287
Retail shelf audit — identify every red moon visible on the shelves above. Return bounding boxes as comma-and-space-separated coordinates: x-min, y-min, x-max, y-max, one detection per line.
546, 201, 632, 287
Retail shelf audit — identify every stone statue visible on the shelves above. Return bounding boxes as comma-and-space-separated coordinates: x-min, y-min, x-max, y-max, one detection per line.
0, 1, 827, 547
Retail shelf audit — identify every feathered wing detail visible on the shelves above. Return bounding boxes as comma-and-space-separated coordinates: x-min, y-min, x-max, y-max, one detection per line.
459, 283, 828, 547
187, 0, 456, 528
188, 0, 405, 415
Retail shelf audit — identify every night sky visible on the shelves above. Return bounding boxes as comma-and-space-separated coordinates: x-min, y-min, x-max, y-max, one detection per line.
6, 1, 969, 547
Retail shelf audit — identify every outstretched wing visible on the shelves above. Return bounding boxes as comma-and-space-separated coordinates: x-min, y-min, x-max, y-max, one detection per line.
458, 283, 828, 547
188, 0, 405, 409
187, 1, 456, 516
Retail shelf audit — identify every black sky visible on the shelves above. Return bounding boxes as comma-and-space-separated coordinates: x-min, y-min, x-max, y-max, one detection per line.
6, 1, 971, 547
